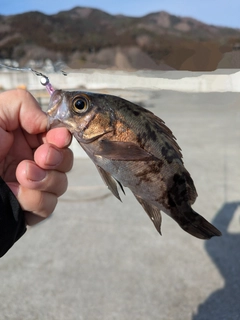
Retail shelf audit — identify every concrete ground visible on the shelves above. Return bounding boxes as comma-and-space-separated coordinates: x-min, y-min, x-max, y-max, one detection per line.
0, 89, 240, 320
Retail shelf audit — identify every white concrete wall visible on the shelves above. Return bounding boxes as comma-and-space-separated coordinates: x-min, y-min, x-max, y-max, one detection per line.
1, 68, 240, 92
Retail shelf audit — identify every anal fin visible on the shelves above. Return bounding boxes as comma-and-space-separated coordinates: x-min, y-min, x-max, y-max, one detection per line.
134, 195, 162, 235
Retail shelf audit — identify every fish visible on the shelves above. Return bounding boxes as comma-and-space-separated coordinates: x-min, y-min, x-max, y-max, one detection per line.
46, 89, 221, 239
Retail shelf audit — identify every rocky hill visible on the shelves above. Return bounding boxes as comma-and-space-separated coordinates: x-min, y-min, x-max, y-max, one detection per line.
1, 7, 240, 71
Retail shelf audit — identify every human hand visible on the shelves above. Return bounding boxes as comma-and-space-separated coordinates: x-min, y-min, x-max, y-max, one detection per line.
0, 89, 73, 225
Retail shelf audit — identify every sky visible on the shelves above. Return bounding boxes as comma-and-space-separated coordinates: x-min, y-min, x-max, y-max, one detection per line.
1, 0, 240, 29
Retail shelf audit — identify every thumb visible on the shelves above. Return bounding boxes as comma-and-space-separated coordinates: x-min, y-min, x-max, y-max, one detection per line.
0, 89, 47, 134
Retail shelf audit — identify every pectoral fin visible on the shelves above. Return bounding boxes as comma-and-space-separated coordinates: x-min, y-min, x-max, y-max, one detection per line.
96, 165, 123, 201
134, 195, 162, 235
97, 140, 156, 161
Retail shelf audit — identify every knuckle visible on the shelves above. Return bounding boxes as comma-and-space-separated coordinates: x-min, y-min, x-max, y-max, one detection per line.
57, 173, 68, 196
35, 192, 58, 218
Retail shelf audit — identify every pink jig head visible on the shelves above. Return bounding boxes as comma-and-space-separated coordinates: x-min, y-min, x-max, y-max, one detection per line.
40, 75, 64, 130
40, 75, 55, 95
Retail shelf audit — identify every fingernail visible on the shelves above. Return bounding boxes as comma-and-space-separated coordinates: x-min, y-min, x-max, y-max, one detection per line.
26, 162, 46, 181
46, 146, 63, 167
65, 133, 72, 146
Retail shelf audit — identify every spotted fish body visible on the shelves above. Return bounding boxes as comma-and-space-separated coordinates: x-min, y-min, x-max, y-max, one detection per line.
47, 90, 221, 239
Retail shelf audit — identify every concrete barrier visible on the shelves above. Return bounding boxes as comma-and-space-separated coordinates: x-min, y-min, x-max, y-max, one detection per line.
1, 68, 240, 92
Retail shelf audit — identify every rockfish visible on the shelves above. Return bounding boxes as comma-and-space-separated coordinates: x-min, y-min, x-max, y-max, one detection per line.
47, 90, 221, 239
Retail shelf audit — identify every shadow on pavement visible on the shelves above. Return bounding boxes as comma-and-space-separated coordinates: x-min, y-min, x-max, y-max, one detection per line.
193, 202, 240, 320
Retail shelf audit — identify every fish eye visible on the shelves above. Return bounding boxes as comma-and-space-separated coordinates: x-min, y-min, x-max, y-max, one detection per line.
72, 96, 88, 113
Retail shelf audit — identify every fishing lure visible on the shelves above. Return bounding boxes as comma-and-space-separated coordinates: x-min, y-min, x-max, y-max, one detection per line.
39, 75, 55, 95
0, 62, 64, 95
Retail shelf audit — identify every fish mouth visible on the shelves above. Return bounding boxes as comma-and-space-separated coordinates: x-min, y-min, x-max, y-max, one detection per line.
46, 90, 70, 130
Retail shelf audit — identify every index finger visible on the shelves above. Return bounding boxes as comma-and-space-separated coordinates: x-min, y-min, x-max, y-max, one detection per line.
41, 127, 73, 148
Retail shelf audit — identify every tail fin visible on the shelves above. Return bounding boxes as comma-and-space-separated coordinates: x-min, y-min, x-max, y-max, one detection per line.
176, 209, 222, 239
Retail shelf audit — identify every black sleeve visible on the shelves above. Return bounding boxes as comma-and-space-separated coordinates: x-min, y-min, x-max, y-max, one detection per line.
0, 177, 26, 257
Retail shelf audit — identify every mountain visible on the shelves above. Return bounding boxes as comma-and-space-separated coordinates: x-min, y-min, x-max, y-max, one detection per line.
0, 7, 240, 71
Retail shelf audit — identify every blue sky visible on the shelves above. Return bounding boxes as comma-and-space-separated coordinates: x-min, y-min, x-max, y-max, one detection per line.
1, 0, 240, 29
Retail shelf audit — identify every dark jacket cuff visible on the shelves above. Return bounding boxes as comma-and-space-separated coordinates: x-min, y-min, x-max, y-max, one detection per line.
0, 177, 26, 257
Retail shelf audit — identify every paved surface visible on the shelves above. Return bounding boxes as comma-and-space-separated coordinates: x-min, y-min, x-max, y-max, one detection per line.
0, 90, 240, 320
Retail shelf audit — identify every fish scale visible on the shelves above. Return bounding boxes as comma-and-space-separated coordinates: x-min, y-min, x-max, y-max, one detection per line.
47, 89, 221, 240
